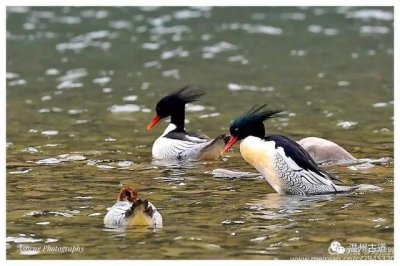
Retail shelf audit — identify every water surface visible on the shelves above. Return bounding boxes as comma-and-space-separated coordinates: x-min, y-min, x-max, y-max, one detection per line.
6, 6, 393, 259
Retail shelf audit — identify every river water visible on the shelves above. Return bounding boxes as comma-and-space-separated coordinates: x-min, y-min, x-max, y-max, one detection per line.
6, 6, 393, 259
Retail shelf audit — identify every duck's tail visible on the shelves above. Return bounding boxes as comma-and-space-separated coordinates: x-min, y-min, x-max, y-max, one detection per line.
334, 184, 359, 193
198, 134, 230, 160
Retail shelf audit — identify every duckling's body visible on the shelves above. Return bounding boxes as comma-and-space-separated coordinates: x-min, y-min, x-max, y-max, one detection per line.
104, 200, 162, 228
103, 188, 162, 228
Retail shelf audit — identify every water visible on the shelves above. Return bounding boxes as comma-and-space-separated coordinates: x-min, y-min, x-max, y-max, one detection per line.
6, 6, 393, 259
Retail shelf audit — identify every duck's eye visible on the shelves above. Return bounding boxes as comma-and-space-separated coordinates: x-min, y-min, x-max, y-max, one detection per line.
234, 128, 239, 132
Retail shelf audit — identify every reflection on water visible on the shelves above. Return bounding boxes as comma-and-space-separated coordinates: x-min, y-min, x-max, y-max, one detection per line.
6, 6, 393, 259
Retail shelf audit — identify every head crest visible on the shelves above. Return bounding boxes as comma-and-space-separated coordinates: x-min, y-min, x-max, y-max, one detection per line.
168, 85, 205, 104
243, 104, 283, 122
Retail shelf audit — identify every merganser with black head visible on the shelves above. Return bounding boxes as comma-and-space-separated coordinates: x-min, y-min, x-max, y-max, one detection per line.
221, 105, 357, 196
147, 85, 228, 160
104, 187, 162, 228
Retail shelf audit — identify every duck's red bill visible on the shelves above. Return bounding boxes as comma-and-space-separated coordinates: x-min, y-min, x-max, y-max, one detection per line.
221, 136, 238, 155
147, 115, 161, 130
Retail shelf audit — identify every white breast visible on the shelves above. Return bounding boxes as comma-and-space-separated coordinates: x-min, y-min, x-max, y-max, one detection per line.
151, 123, 211, 160
240, 136, 283, 193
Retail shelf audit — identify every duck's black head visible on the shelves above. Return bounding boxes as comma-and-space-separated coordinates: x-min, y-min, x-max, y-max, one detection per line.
222, 105, 282, 154
147, 85, 205, 130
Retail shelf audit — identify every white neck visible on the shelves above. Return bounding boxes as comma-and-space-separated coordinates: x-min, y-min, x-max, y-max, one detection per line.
161, 123, 177, 136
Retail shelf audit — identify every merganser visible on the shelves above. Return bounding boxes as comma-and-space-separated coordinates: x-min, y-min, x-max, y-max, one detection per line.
221, 105, 357, 195
147, 85, 228, 160
297, 137, 356, 163
104, 187, 163, 228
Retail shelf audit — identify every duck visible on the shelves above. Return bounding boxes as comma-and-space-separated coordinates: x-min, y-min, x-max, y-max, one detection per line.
297, 137, 356, 163
147, 85, 228, 160
221, 105, 357, 196
103, 187, 163, 228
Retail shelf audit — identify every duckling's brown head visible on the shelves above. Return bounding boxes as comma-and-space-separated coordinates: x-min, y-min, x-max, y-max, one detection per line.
118, 187, 138, 202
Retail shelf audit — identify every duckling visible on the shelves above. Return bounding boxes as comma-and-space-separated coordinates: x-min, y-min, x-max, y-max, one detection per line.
104, 187, 162, 228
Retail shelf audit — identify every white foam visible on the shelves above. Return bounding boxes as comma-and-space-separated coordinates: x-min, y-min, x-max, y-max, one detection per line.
108, 104, 140, 113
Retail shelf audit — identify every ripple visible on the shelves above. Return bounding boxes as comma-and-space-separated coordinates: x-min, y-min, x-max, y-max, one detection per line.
174, 9, 203, 20
41, 130, 58, 136
240, 23, 282, 35
56, 30, 114, 52
227, 55, 248, 64
144, 60, 162, 68
68, 109, 87, 115
41, 95, 52, 101
122, 95, 138, 102
281, 12, 306, 20
222, 220, 245, 225
162, 69, 180, 79
88, 212, 102, 217
23, 147, 39, 153
6, 72, 20, 79
117, 161, 134, 167
80, 9, 108, 19
96, 165, 115, 170
199, 113, 220, 119
250, 236, 268, 242
142, 43, 160, 50
75, 196, 93, 200
290, 49, 307, 56
108, 104, 141, 113
58, 154, 86, 162
93, 76, 111, 85
150, 24, 190, 36
45, 68, 60, 76
7, 6, 30, 13
211, 168, 258, 179
109, 20, 132, 29
228, 83, 274, 92
348, 162, 375, 171
6, 236, 42, 244
186, 104, 206, 112
36, 221, 50, 225
372, 102, 388, 108
308, 25, 339, 36
161, 47, 189, 60
337, 80, 350, 87
102, 87, 113, 93
57, 68, 87, 90
8, 79, 26, 86
360, 26, 390, 34
35, 158, 61, 165
9, 169, 32, 175
346, 9, 393, 21
203, 41, 236, 58
337, 120, 358, 129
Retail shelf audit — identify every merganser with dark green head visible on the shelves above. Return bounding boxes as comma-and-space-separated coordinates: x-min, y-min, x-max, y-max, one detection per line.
221, 105, 357, 195
147, 85, 228, 160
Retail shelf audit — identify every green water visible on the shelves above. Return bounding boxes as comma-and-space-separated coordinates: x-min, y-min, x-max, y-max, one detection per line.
6, 6, 393, 259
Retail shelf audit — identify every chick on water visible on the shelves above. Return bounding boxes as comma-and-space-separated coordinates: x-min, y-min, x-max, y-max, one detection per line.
104, 187, 163, 228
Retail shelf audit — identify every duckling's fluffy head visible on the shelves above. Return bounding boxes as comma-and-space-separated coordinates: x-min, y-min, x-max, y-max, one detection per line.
118, 187, 138, 202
